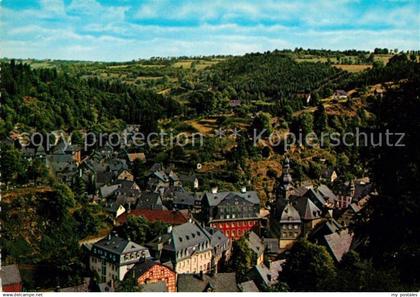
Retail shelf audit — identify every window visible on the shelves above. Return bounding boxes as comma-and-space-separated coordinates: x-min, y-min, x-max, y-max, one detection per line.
226, 230, 230, 236
294, 225, 299, 229
232, 230, 236, 237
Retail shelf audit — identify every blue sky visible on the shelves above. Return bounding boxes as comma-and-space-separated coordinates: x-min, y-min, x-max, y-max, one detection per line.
1, 0, 419, 61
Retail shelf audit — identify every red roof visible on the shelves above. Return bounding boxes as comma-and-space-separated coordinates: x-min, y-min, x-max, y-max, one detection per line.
117, 209, 190, 225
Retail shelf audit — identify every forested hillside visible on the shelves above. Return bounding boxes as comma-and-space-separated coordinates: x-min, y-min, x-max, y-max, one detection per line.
0, 61, 182, 136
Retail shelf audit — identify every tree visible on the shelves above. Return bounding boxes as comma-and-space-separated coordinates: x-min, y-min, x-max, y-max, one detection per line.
0, 144, 26, 186
251, 112, 273, 136
282, 239, 336, 291
229, 236, 254, 281
313, 103, 328, 134
73, 208, 98, 238
120, 216, 150, 245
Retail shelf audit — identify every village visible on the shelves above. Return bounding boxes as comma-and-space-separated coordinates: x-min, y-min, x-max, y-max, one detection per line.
1, 131, 375, 292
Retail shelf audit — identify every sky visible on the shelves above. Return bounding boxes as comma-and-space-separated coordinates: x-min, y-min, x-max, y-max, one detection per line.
1, 0, 419, 61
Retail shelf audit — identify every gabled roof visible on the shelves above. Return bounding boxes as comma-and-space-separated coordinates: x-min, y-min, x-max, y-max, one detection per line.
204, 191, 259, 207
100, 184, 120, 198
117, 209, 190, 226
131, 259, 174, 279
280, 203, 301, 223
173, 191, 197, 206
93, 234, 150, 256
206, 227, 229, 249
136, 192, 164, 210
317, 184, 338, 202
306, 188, 327, 207
324, 229, 354, 262
0, 264, 22, 285
177, 273, 238, 292
294, 197, 322, 221
246, 231, 264, 257
169, 222, 211, 252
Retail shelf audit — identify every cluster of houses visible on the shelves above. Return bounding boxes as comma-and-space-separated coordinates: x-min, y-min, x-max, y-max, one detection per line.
4, 137, 375, 292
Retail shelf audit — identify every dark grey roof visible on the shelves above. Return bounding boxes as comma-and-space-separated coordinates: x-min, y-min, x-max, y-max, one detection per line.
0, 264, 22, 285
93, 234, 149, 256
239, 280, 259, 292
306, 188, 327, 207
169, 222, 211, 252
204, 191, 259, 207
206, 227, 229, 249
280, 203, 301, 223
136, 192, 163, 210
324, 229, 354, 262
294, 197, 322, 220
263, 238, 281, 255
177, 273, 238, 292
353, 183, 373, 202
141, 281, 168, 292
174, 191, 195, 205
96, 171, 114, 185
246, 232, 264, 257
317, 184, 338, 202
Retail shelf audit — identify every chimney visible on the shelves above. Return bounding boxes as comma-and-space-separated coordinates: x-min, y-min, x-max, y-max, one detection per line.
167, 226, 173, 233
267, 274, 272, 282
199, 271, 204, 280
240, 186, 246, 193
127, 202, 131, 213
211, 186, 218, 194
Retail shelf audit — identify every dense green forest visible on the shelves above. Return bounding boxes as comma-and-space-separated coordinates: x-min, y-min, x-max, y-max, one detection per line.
0, 60, 182, 135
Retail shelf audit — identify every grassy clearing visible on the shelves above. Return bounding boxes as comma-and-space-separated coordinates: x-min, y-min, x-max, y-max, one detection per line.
333, 64, 372, 72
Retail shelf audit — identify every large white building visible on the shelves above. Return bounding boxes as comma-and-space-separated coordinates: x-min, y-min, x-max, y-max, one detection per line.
89, 233, 151, 283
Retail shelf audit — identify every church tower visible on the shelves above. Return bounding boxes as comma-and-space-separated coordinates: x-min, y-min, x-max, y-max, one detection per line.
275, 157, 293, 217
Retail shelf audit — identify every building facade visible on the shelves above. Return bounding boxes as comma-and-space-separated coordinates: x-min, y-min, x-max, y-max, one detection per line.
202, 190, 260, 240
89, 233, 151, 283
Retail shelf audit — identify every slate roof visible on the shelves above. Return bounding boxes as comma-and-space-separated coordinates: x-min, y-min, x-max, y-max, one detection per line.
306, 188, 327, 208
290, 185, 310, 198
173, 191, 195, 206
117, 209, 190, 226
263, 238, 281, 255
142, 281, 168, 292
100, 184, 120, 198
353, 182, 373, 202
317, 184, 338, 202
252, 263, 276, 287
177, 273, 238, 292
324, 229, 354, 262
280, 203, 301, 223
96, 171, 114, 185
0, 264, 22, 286
238, 280, 259, 292
294, 197, 322, 220
204, 191, 260, 207
206, 227, 229, 252
349, 203, 361, 213
246, 231, 264, 257
169, 222, 211, 252
93, 234, 150, 256
136, 192, 164, 210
